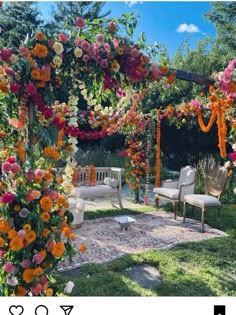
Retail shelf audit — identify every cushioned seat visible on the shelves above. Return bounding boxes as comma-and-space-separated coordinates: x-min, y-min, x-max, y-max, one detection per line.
184, 194, 221, 207
183, 166, 227, 232
74, 185, 117, 199
153, 188, 179, 200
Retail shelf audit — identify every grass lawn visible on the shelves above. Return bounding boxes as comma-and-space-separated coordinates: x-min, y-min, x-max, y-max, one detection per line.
58, 203, 236, 296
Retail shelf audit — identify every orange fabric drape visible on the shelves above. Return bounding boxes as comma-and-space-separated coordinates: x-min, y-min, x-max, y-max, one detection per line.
155, 110, 161, 187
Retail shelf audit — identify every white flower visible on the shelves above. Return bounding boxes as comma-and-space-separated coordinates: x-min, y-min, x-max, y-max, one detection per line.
64, 281, 75, 294
234, 187, 236, 194
232, 143, 236, 151
69, 95, 78, 105
224, 161, 231, 168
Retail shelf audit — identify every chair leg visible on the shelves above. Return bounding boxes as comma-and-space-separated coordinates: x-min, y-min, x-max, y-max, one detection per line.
201, 207, 206, 232
218, 206, 222, 226
183, 202, 186, 223
173, 201, 177, 219
117, 192, 124, 210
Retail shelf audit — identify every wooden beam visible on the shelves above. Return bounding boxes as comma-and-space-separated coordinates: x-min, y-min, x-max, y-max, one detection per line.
173, 69, 215, 86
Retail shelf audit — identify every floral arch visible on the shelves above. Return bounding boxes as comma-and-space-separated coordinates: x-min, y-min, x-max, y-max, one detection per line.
0, 14, 235, 296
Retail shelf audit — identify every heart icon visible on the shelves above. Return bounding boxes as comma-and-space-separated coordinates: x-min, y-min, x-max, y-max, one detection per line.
9, 305, 24, 315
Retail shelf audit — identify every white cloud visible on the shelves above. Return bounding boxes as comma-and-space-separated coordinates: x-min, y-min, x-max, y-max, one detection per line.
125, 1, 143, 8
176, 23, 200, 33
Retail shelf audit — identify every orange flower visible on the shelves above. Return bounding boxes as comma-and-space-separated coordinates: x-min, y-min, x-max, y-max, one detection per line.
24, 230, 36, 244
34, 176, 43, 184
44, 146, 60, 159
33, 43, 48, 58
44, 171, 54, 181
23, 224, 31, 232
79, 244, 87, 252
0, 220, 12, 234
109, 21, 116, 32
41, 212, 50, 222
42, 228, 50, 237
16, 286, 27, 296
34, 267, 43, 276
40, 71, 50, 82
31, 68, 41, 80
9, 236, 24, 251
0, 237, 5, 247
36, 31, 45, 41
45, 288, 53, 296
36, 81, 46, 88
40, 196, 53, 211
62, 227, 71, 236
162, 65, 168, 75
51, 242, 65, 258
22, 269, 35, 283
8, 229, 17, 239
69, 233, 76, 241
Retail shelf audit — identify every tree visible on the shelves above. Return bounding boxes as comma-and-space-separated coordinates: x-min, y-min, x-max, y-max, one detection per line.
205, 2, 236, 51
0, 2, 42, 48
45, 1, 110, 33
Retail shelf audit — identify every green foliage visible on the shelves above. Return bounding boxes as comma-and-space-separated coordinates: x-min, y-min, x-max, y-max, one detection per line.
0, 2, 42, 48
205, 2, 236, 51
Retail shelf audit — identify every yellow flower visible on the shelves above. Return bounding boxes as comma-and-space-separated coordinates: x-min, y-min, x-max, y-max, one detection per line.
74, 47, 83, 58
23, 224, 31, 232
111, 60, 120, 72
52, 41, 64, 54
45, 288, 53, 296
53, 55, 62, 68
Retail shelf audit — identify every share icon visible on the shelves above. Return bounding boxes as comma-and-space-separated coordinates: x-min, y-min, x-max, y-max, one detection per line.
60, 306, 74, 315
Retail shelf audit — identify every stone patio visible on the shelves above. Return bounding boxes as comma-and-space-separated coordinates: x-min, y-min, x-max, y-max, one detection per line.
58, 210, 228, 271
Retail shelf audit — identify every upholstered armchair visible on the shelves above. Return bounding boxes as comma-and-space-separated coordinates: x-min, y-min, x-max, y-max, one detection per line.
153, 166, 197, 219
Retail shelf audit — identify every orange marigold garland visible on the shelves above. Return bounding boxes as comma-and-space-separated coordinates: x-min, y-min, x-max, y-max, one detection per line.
90, 165, 96, 186
196, 106, 217, 133
155, 110, 161, 188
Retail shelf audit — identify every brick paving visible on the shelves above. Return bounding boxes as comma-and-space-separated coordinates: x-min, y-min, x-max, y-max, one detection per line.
58, 210, 228, 271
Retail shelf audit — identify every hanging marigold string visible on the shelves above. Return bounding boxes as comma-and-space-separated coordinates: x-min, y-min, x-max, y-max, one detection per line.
155, 109, 161, 188
90, 164, 96, 186
196, 106, 217, 132
217, 101, 227, 159
144, 118, 151, 205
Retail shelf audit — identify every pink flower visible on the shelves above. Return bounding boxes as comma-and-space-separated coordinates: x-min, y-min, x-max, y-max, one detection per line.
18, 229, 26, 238
47, 39, 55, 48
80, 40, 91, 52
6, 156, 16, 164
33, 253, 45, 264
103, 43, 110, 51
5, 67, 14, 76
131, 48, 139, 58
24, 82, 37, 95
0, 250, 6, 258
26, 193, 34, 202
34, 169, 45, 178
2, 162, 12, 173
10, 83, 20, 94
31, 283, 43, 296
21, 259, 30, 269
112, 38, 120, 48
100, 59, 108, 69
19, 208, 29, 218
40, 275, 48, 291
31, 190, 41, 199
1, 193, 15, 204
82, 54, 89, 62
11, 163, 21, 174
0, 48, 12, 62
7, 277, 18, 286
19, 46, 30, 57
45, 239, 55, 251
74, 37, 82, 47
229, 152, 236, 161
96, 33, 104, 44
76, 17, 85, 28
150, 63, 162, 81
58, 33, 68, 43
3, 262, 16, 274
48, 190, 59, 201
25, 170, 35, 181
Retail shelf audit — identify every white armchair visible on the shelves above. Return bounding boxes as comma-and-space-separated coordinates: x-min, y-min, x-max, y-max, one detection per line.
153, 166, 197, 219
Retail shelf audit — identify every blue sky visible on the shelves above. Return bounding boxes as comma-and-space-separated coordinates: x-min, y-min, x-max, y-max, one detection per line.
37, 1, 216, 57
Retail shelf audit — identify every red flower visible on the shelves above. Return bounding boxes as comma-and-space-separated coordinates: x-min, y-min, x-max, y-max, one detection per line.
1, 193, 15, 204
58, 33, 68, 43
10, 83, 20, 94
229, 152, 236, 161
24, 82, 37, 95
